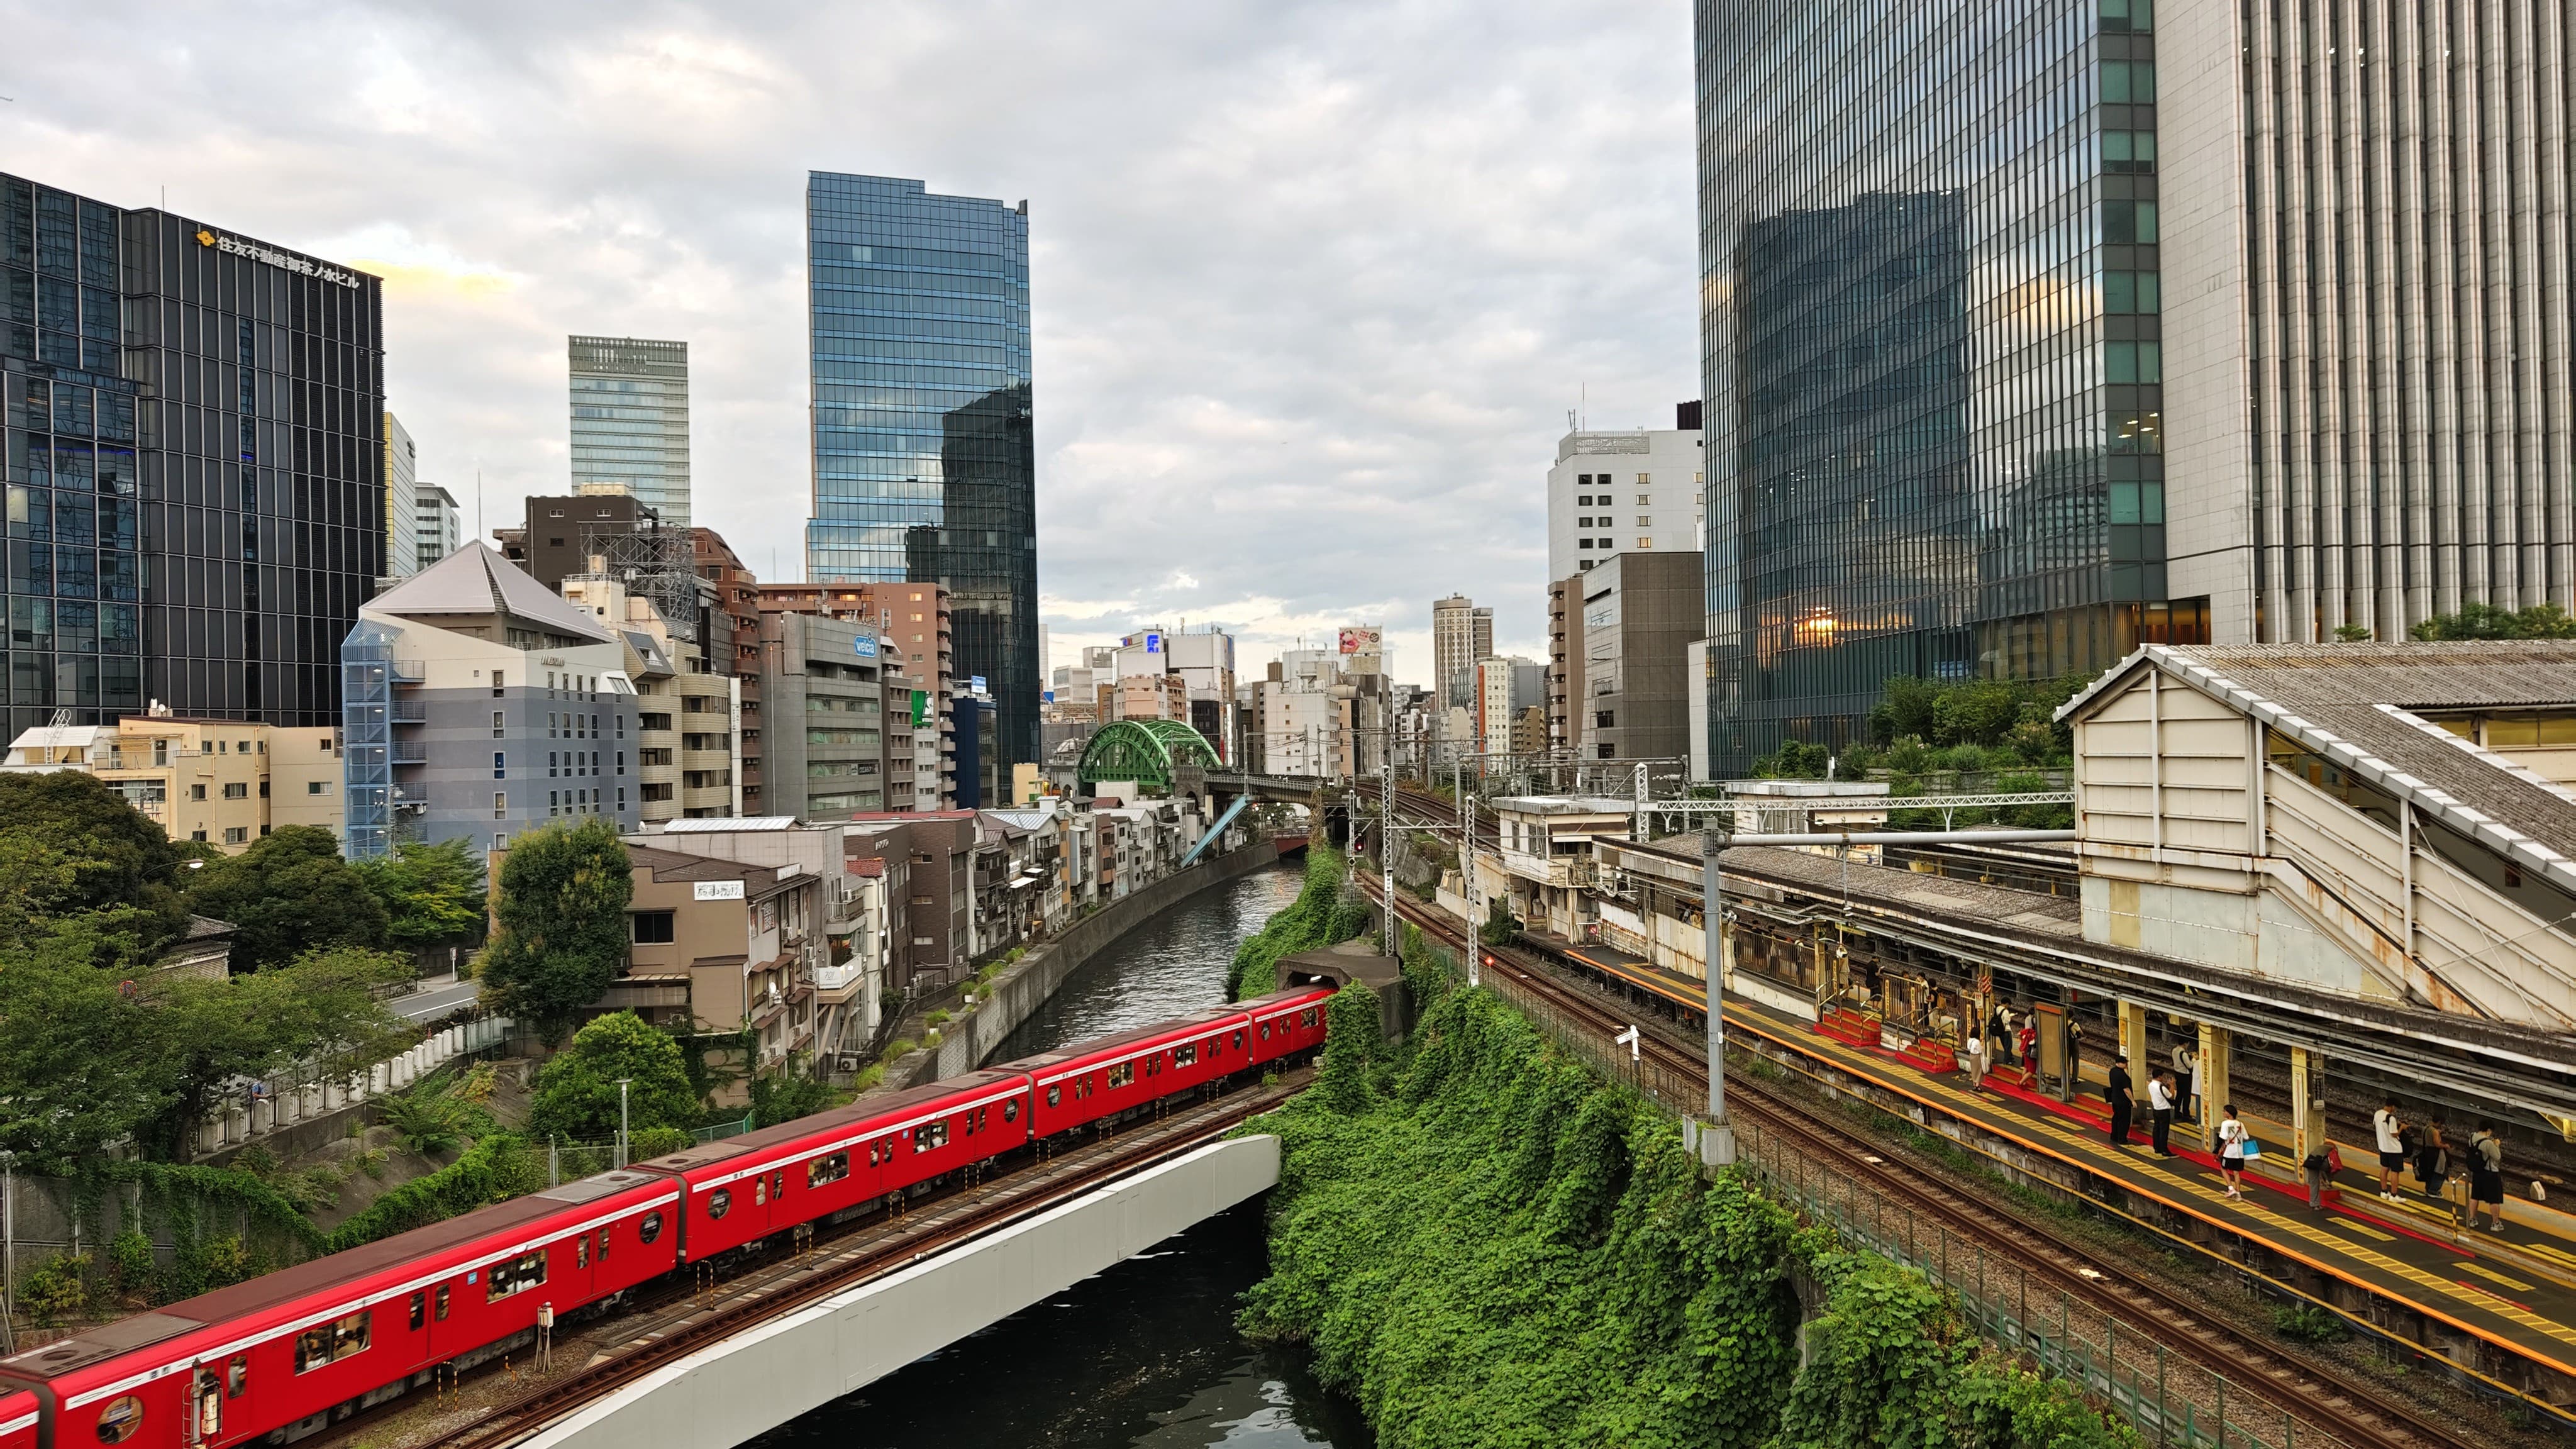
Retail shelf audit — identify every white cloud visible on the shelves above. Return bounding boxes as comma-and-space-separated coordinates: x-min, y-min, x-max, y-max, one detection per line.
0, 0, 1697, 679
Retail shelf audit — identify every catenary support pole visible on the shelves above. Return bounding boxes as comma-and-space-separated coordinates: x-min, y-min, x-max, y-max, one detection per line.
1381, 734, 1396, 955
1692, 824, 1736, 1167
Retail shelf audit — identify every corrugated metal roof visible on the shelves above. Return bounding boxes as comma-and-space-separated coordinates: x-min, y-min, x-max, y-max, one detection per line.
365, 541, 617, 644
659, 816, 802, 832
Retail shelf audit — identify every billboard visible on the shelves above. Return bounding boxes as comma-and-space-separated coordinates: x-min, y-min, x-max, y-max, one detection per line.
851, 634, 879, 658
1339, 627, 1381, 654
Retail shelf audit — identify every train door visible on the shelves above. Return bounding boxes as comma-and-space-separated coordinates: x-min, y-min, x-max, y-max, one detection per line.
189, 1363, 220, 1446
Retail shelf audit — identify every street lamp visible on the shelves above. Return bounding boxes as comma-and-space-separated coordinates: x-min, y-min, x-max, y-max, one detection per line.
614, 1079, 632, 1170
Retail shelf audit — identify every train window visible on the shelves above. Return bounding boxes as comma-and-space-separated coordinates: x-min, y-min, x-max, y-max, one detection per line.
1233, 1030, 1245, 1052
292, 1311, 372, 1373
709, 1189, 733, 1220
639, 1212, 665, 1245
94, 1396, 143, 1444
774, 1170, 786, 1198
597, 1226, 611, 1260
1174, 1043, 1197, 1066
1002, 1098, 1019, 1123
1108, 1062, 1133, 1089
408, 1291, 426, 1330
753, 1177, 767, 1206
975, 1106, 988, 1131
914, 1119, 950, 1152
1300, 1008, 1319, 1028
1145, 1055, 1162, 1076
809, 1151, 850, 1187
575, 1235, 590, 1268
226, 1355, 247, 1398
196, 1378, 219, 1440
435, 1284, 452, 1321
1259, 1021, 1272, 1041
486, 1250, 548, 1302
1046, 1084, 1062, 1107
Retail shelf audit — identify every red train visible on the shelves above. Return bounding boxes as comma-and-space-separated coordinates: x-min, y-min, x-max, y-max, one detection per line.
0, 986, 1334, 1449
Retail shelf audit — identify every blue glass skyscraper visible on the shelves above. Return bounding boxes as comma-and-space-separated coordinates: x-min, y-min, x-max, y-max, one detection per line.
804, 172, 1036, 769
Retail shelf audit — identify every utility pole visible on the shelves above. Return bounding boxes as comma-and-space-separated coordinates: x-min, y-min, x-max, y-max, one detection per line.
0, 1149, 16, 1354
1694, 825, 1737, 1168
1456, 753, 1479, 988
615, 1079, 632, 1170
1381, 728, 1397, 955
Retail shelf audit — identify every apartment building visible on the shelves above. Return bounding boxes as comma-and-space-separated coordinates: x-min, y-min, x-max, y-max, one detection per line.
3, 713, 341, 849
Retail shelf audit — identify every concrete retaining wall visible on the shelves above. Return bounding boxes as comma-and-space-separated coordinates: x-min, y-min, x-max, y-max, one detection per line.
885, 838, 1285, 1089
521, 1135, 1283, 1449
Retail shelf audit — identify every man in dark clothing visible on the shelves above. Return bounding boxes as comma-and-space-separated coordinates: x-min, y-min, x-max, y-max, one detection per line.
2106, 1053, 2135, 1148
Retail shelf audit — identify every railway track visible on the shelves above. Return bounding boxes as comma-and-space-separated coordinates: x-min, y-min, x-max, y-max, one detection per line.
1375, 882, 2482, 1449
337, 1074, 1306, 1449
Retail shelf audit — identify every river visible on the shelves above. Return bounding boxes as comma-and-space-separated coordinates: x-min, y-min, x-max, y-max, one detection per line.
747, 859, 1376, 1449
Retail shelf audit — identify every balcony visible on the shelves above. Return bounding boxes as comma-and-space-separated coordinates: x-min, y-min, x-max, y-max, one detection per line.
390, 748, 428, 767
389, 703, 427, 724
813, 961, 864, 997
389, 661, 426, 686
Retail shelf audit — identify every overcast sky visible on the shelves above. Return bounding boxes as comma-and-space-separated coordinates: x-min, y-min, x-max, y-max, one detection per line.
1, 0, 1697, 682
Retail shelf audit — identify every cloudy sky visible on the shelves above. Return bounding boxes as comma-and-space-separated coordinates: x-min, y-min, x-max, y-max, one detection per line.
1, 0, 1698, 680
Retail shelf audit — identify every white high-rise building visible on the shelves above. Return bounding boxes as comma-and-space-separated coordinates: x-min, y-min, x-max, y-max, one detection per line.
383, 412, 420, 579
1545, 409, 1706, 581
415, 484, 462, 574
569, 335, 692, 528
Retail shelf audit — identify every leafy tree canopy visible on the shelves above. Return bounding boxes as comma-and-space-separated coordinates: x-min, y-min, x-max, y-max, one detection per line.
2409, 601, 2576, 641
353, 837, 489, 950
0, 771, 189, 946
144, 946, 415, 1155
182, 826, 391, 971
478, 819, 634, 1043
529, 1011, 699, 1141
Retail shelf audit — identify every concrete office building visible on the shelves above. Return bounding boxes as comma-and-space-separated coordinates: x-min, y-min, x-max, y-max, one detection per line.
691, 530, 767, 813
3, 174, 385, 740
340, 542, 640, 859
1545, 408, 1705, 581
569, 335, 691, 528
1475, 656, 1546, 755
383, 412, 420, 580
804, 173, 1037, 774
494, 492, 666, 592
756, 579, 955, 809
1431, 594, 1493, 711
1697, 0, 2576, 772
760, 609, 913, 821
1579, 550, 1704, 763
561, 570, 741, 824
1547, 575, 1588, 752
414, 484, 461, 574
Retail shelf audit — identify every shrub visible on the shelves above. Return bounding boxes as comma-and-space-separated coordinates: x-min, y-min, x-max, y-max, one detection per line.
628, 1125, 696, 1160
21, 1253, 91, 1329
108, 1229, 155, 1302
2273, 1302, 2349, 1343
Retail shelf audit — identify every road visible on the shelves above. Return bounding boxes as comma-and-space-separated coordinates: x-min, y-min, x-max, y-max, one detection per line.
391, 974, 480, 1022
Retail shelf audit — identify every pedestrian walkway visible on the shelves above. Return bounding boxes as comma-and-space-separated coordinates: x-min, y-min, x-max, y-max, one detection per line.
1717, 992, 2576, 1385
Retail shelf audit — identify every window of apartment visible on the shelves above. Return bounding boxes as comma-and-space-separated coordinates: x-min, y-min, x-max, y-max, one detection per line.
222, 827, 248, 845
1637, 538, 1654, 548
492, 670, 505, 697
221, 782, 249, 800
548, 752, 558, 777
618, 786, 627, 811
307, 779, 328, 794
192, 830, 208, 841
632, 911, 676, 944
1636, 473, 1650, 484
550, 790, 560, 816
495, 792, 508, 818
491, 711, 506, 738
616, 715, 625, 739
493, 752, 508, 779
1578, 474, 1593, 485
190, 783, 207, 801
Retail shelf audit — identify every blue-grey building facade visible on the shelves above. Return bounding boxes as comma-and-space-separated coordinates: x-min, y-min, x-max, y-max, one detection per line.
802, 172, 1037, 774
4, 173, 383, 742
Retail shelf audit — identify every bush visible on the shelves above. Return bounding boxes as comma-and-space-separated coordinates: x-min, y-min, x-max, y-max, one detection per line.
107, 1228, 155, 1302
629, 1125, 697, 1160
377, 1074, 482, 1157
20, 1253, 91, 1329
530, 1011, 700, 1141
2273, 1302, 2349, 1343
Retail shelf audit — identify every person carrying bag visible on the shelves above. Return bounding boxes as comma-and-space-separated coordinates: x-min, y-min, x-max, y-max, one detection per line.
2217, 1106, 2250, 1200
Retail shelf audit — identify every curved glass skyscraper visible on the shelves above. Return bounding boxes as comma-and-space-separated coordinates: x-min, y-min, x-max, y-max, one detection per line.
804, 172, 1036, 769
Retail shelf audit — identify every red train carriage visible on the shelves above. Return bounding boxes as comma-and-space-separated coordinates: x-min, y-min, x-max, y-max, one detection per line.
0, 1169, 677, 1449
1004, 1011, 1255, 1141
639, 1069, 1033, 1262
2, 1388, 37, 1449
1242, 986, 1335, 1067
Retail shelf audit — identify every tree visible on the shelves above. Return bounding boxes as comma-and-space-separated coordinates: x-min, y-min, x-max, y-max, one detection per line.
0, 771, 189, 946
353, 837, 488, 951
182, 826, 391, 971
0, 914, 174, 1169
145, 946, 415, 1157
479, 819, 634, 1043
2409, 602, 2576, 641
529, 1011, 699, 1141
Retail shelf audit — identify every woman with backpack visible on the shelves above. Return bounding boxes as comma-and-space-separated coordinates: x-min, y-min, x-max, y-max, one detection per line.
2470, 1123, 2508, 1234
2217, 1103, 2250, 1200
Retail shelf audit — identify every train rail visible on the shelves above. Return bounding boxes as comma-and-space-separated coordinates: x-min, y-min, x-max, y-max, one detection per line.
1375, 882, 2484, 1449
337, 1072, 1307, 1449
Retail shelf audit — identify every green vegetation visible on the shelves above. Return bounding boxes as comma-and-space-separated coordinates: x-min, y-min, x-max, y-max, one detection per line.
529, 1011, 699, 1141
750, 1055, 838, 1128
2270, 1302, 2349, 1344
477, 818, 634, 1043
327, 1132, 546, 1251
0, 771, 192, 950
1226, 845, 1374, 999
180, 826, 391, 971
1241, 933, 2133, 1448
352, 836, 489, 951
1752, 674, 2085, 830
2408, 601, 2576, 641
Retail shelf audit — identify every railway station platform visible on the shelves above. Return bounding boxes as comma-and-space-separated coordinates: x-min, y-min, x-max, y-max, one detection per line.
1550, 938, 2576, 1403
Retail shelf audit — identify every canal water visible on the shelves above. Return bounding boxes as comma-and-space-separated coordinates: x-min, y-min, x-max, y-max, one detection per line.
748, 860, 1377, 1449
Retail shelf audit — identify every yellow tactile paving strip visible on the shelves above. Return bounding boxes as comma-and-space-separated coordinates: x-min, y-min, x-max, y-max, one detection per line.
1724, 999, 2576, 1375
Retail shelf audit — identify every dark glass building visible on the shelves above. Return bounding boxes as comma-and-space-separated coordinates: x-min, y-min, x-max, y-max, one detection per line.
803, 172, 1036, 770
1697, 0, 2193, 772
3, 173, 382, 741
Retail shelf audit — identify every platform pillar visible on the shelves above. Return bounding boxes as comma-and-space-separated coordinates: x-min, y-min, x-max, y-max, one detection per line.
2290, 1045, 2327, 1207
2117, 999, 2148, 1079
2197, 1023, 2231, 1156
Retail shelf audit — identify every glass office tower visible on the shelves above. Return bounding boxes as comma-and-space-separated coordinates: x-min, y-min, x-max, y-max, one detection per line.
804, 172, 1036, 768
1697, 0, 2189, 772
569, 335, 691, 527
3, 173, 382, 740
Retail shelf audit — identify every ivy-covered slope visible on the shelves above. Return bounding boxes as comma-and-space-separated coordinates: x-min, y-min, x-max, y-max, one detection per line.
1227, 845, 1375, 1000
1243, 942, 2135, 1449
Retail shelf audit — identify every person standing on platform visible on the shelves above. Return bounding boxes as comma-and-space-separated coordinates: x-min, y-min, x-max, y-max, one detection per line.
2171, 1041, 2198, 1123
2016, 1018, 2037, 1077
2106, 1053, 2135, 1147
2373, 1099, 2409, 1202
2417, 1118, 2456, 1229
2218, 1104, 2249, 1199
1990, 1004, 2012, 1066
1963, 1028, 1987, 1091
2470, 1123, 2508, 1234
2148, 1070, 2175, 1155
